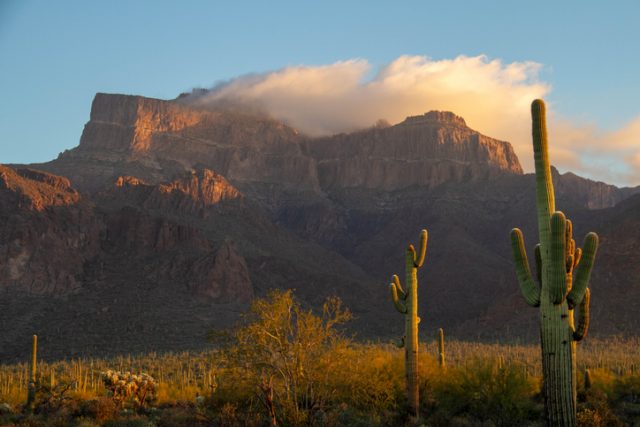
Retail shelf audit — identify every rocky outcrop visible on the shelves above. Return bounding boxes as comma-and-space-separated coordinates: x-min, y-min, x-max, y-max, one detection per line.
112, 169, 244, 217
306, 111, 523, 191
0, 165, 253, 301
188, 241, 253, 302
0, 165, 100, 294
38, 94, 530, 199
0, 165, 80, 211
52, 94, 320, 195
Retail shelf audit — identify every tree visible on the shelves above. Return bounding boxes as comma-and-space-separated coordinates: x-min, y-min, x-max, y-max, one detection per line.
223, 289, 351, 426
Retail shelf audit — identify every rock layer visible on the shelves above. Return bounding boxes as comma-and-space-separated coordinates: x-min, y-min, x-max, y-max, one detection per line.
307, 111, 522, 191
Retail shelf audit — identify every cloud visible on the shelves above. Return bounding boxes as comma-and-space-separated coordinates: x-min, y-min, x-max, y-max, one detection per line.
187, 55, 640, 187
548, 115, 640, 187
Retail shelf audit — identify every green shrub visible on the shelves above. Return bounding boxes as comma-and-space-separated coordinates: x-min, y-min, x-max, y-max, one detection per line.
433, 358, 541, 426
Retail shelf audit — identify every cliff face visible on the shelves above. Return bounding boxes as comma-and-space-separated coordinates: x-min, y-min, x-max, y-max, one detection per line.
0, 166, 80, 210
0, 165, 100, 294
555, 170, 640, 209
307, 111, 523, 191
45, 94, 525, 198
55, 93, 319, 195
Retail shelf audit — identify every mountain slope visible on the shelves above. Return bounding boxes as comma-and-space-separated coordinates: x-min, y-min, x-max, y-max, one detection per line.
2, 92, 639, 359
0, 165, 382, 361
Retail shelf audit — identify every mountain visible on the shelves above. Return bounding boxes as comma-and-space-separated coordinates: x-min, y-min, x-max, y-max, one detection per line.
2, 92, 639, 360
0, 164, 382, 360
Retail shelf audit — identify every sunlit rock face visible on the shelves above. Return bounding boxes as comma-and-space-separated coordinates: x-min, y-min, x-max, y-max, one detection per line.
114, 168, 243, 216
44, 93, 524, 198
52, 93, 319, 195
0, 166, 80, 210
307, 111, 523, 191
0, 165, 252, 302
0, 165, 100, 294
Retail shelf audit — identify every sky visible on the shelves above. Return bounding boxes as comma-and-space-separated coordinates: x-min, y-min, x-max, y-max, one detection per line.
1, 1, 639, 186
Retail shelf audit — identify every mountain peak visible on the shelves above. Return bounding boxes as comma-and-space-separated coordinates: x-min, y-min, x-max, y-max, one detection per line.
401, 111, 467, 127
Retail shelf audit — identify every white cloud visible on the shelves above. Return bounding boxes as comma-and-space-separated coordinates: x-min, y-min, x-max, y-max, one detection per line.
188, 55, 640, 187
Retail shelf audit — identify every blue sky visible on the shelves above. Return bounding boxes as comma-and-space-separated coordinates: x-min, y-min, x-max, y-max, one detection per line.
1, 1, 639, 185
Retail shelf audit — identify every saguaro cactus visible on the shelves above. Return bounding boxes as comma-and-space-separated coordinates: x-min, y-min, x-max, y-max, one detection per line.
510, 99, 598, 426
584, 368, 592, 390
438, 328, 445, 368
26, 334, 37, 412
389, 229, 428, 418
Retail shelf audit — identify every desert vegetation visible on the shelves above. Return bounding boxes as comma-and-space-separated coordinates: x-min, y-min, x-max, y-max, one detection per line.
4, 308, 635, 427
0, 290, 639, 426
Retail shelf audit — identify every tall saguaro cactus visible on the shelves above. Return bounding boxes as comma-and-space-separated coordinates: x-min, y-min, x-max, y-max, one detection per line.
389, 229, 428, 418
510, 99, 598, 426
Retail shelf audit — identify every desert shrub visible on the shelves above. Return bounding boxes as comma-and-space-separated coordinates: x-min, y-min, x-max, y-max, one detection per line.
432, 357, 541, 426
608, 374, 640, 424
102, 416, 155, 427
577, 388, 624, 427
328, 344, 404, 412
78, 396, 118, 423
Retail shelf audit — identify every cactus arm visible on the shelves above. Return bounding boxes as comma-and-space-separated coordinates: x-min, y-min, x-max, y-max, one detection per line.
414, 229, 428, 267
550, 212, 568, 304
407, 244, 416, 267
573, 288, 590, 341
567, 233, 598, 309
573, 247, 582, 268
535, 243, 542, 284
565, 220, 573, 259
531, 99, 555, 249
392, 274, 406, 299
510, 228, 541, 307
390, 283, 408, 313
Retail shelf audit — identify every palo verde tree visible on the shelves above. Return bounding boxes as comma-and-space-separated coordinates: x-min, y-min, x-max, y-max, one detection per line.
223, 289, 351, 426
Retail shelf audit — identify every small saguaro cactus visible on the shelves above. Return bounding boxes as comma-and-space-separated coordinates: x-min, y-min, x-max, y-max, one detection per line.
438, 328, 445, 368
584, 368, 592, 390
26, 334, 38, 412
389, 229, 428, 418
510, 99, 599, 426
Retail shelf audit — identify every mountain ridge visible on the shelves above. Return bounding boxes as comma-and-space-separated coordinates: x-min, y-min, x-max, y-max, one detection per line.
2, 92, 639, 360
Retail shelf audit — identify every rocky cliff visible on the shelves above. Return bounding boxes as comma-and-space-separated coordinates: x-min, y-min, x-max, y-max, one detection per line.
49, 93, 319, 198
40, 94, 527, 198
0, 165, 100, 294
307, 111, 523, 191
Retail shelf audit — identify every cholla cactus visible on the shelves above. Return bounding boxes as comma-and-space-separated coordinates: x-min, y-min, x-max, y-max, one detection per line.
101, 370, 157, 408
